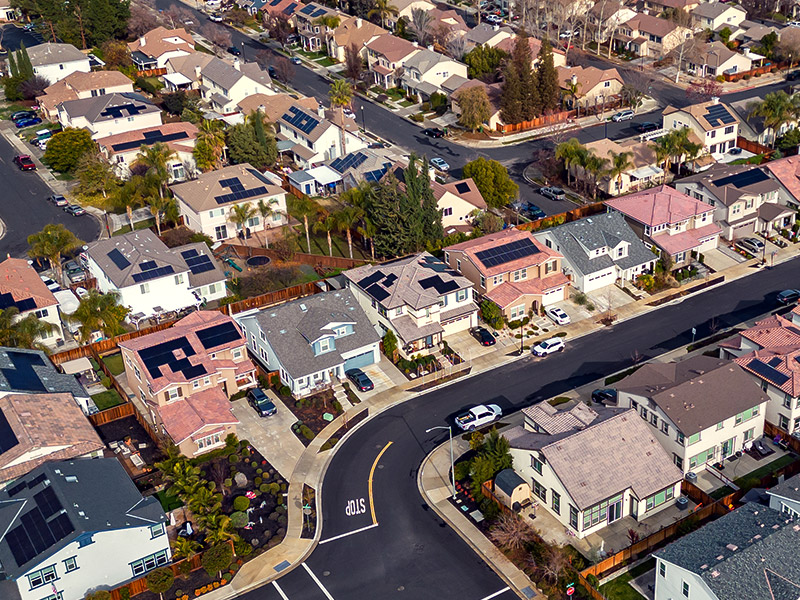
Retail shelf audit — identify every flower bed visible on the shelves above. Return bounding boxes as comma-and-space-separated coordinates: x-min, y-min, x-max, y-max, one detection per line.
275, 389, 344, 446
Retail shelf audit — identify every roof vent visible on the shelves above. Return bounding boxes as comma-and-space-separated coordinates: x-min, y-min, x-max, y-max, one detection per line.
65, 476, 78, 483
711, 570, 720, 578
700, 564, 708, 570
716, 555, 724, 560
55, 469, 62, 475
300, 303, 307, 312
78, 511, 85, 517
726, 544, 738, 551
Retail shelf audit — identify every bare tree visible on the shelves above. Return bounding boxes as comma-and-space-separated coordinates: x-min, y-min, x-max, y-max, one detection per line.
446, 33, 466, 60
410, 7, 432, 46
541, 547, 570, 582
273, 55, 295, 82
161, 5, 192, 29
265, 14, 293, 47
593, 0, 609, 55
19, 75, 49, 99
344, 43, 363, 82
128, 3, 159, 37
203, 24, 232, 49
489, 513, 536, 552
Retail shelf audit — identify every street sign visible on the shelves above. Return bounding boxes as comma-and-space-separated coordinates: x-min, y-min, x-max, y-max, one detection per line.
691, 327, 696, 336
566, 588, 574, 596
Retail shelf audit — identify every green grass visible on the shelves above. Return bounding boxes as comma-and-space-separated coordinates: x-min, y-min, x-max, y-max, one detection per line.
314, 56, 336, 67
730, 153, 765, 165
102, 353, 125, 376
113, 217, 155, 236
91, 389, 124, 411
292, 227, 370, 260
0, 102, 29, 119
400, 99, 416, 107
154, 490, 184, 512
598, 558, 654, 600
548, 396, 571, 406
54, 172, 75, 181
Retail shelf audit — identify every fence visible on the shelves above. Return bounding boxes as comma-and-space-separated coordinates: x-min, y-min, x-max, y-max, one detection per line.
136, 67, 168, 77
220, 243, 370, 270
222, 280, 322, 314
736, 136, 773, 158
515, 202, 607, 232
723, 62, 785, 82
764, 421, 800, 454
495, 97, 625, 134
49, 320, 178, 365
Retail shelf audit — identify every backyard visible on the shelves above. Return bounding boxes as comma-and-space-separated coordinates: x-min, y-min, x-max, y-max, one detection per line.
598, 558, 654, 600
291, 226, 371, 260
711, 453, 797, 499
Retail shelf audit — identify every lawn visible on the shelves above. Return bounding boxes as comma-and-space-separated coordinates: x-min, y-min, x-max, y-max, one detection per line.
102, 353, 125, 376
113, 217, 156, 236
598, 558, 654, 600
400, 99, 416, 107
91, 389, 124, 411
292, 227, 370, 260
314, 56, 336, 67
711, 453, 797, 499
730, 153, 766, 165
0, 103, 30, 119
154, 489, 184, 512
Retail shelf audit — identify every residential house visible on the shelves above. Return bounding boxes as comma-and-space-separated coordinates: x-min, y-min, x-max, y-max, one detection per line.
198, 58, 274, 115
119, 311, 255, 456
506, 403, 683, 539
57, 92, 162, 140
675, 163, 794, 239
328, 148, 393, 191
587, 2, 637, 43
615, 13, 692, 57
84, 230, 227, 318
444, 229, 569, 320
365, 35, 420, 89
237, 0, 267, 15
429, 7, 469, 40
386, 0, 436, 30
17, 43, 90, 85
344, 253, 478, 357
605, 185, 720, 267
0, 459, 169, 600
677, 40, 753, 78
662, 97, 740, 159
654, 504, 800, 600
326, 16, 387, 62
767, 472, 800, 516
171, 163, 288, 242
495, 35, 567, 70
556, 65, 624, 110
734, 19, 781, 48
400, 48, 468, 101
236, 92, 319, 122
98, 122, 198, 181
0, 391, 103, 486
534, 211, 657, 293
286, 165, 342, 197
691, 1, 747, 31
762, 155, 800, 209
615, 356, 768, 473
0, 258, 63, 346
643, 0, 700, 15
127, 26, 195, 70
581, 138, 664, 196
163, 53, 214, 92
452, 79, 503, 130
235, 289, 380, 397
296, 2, 342, 52
260, 0, 302, 25
39, 70, 134, 120
0, 0, 16, 20
464, 23, 514, 50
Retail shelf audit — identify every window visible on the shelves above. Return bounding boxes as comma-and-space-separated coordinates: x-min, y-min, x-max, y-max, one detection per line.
63, 557, 77, 573
661, 421, 669, 435
247, 216, 259, 228
640, 406, 648, 420
583, 494, 623, 529
674, 455, 683, 470
130, 550, 169, 577
780, 414, 790, 430
34, 308, 48, 318
232, 348, 242, 359
196, 432, 222, 450
682, 581, 690, 598
650, 413, 658, 427
569, 505, 579, 530
512, 269, 527, 281
688, 433, 700, 445
532, 479, 547, 501
716, 421, 724, 430
480, 275, 485, 289
492, 274, 503, 286
510, 304, 526, 320
319, 338, 331, 353
41, 593, 63, 600
689, 446, 715, 469
140, 283, 150, 294
645, 486, 674, 511
150, 523, 165, 538
631, 400, 638, 410
744, 428, 754, 442
455, 258, 460, 271
28, 565, 58, 589
395, 307, 403, 316
552, 491, 561, 515
174, 274, 184, 285
724, 125, 734, 135
659, 562, 666, 578
456, 289, 467, 302
214, 225, 228, 240
443, 207, 453, 217
736, 406, 759, 424
193, 380, 200, 389
532, 456, 543, 474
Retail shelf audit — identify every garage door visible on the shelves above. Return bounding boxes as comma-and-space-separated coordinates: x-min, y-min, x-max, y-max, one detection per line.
344, 349, 375, 371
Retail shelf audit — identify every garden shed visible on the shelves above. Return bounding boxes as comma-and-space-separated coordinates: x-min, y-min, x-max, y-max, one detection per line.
493, 468, 531, 511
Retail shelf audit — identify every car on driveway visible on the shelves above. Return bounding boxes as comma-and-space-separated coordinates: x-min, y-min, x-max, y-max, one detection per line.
39, 275, 60, 292
248, 387, 277, 417
64, 204, 85, 216
227, 46, 241, 56
728, 147, 743, 155
346, 368, 374, 392
539, 186, 565, 200
737, 237, 765, 255
49, 194, 68, 207
611, 110, 635, 122
13, 155, 36, 171
455, 403, 502, 431
591, 388, 617, 404
633, 121, 659, 133
777, 289, 800, 305
545, 306, 570, 325
471, 326, 496, 346
422, 127, 444, 138
485, 14, 502, 23
430, 157, 450, 171
11, 110, 36, 122
15, 117, 42, 128
64, 260, 86, 283
532, 337, 565, 356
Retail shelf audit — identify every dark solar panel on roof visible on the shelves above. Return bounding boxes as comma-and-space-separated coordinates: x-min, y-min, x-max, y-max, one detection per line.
7, 481, 26, 497
28, 473, 47, 488
131, 266, 175, 283
455, 182, 471, 194
281, 106, 319, 135
196, 322, 241, 349
139, 261, 157, 272
712, 169, 770, 189
330, 152, 367, 174
283, 3, 297, 13
748, 359, 790, 387
138, 337, 197, 379
366, 284, 389, 302
22, 508, 55, 553
34, 486, 63, 518
769, 357, 783, 367
419, 276, 460, 295
383, 273, 398, 287
107, 248, 131, 271
111, 130, 190, 153
0, 410, 19, 454
2, 351, 47, 393
312, 7, 326, 15
299, 3, 314, 12
475, 238, 539, 268
181, 249, 199, 259
48, 512, 74, 541
6, 524, 36, 566
357, 271, 385, 289
213, 186, 269, 205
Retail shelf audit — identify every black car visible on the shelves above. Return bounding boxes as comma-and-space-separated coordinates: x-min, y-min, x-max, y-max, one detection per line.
788, 70, 800, 81
471, 326, 496, 346
10, 110, 36, 122
346, 368, 374, 392
591, 388, 617, 404
268, 65, 277, 78
422, 127, 444, 138
227, 46, 242, 56
777, 289, 800, 305
525, 204, 546, 220
633, 121, 659, 133
248, 388, 277, 417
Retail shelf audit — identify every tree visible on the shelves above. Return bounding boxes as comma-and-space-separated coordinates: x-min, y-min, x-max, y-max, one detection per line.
542, 547, 570, 582
504, 30, 540, 121
228, 203, 257, 238
128, 2, 159, 37
0, 308, 56, 350
272, 55, 295, 83
583, 151, 608, 199
406, 156, 442, 243
777, 27, 800, 62
27, 224, 82, 286
194, 120, 226, 172
480, 300, 503, 329
265, 14, 293, 47
777, 127, 800, 152
201, 543, 234, 578
382, 328, 397, 359
68, 290, 129, 343
759, 31, 778, 59
256, 198, 280, 249
43, 128, 95, 172
687, 79, 723, 103
748, 91, 800, 148
85, 592, 112, 600
462, 158, 518, 209
536, 39, 560, 112
344, 43, 363, 82
564, 77, 582, 112
99, 39, 132, 67
171, 537, 201, 561
111, 176, 147, 232
314, 14, 341, 31
333, 206, 363, 259
489, 514, 536, 552
368, 0, 398, 28
328, 79, 353, 157
148, 195, 176, 236
135, 142, 175, 200
446, 33, 466, 60
19, 75, 49, 100
188, 484, 222, 517
719, 26, 732, 45
162, 91, 189, 115
14, 44, 34, 79
313, 212, 337, 256
606, 150, 633, 194
410, 7, 431, 45
456, 85, 491, 132
500, 61, 523, 125
555, 138, 586, 187
482, 429, 512, 472
146, 568, 174, 600
203, 23, 232, 48
369, 174, 408, 258
288, 195, 319, 254
226, 123, 272, 170
473, 210, 503, 234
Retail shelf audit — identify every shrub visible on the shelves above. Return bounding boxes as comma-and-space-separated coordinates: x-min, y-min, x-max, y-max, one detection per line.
233, 496, 251, 511
409, 113, 425, 122
586, 574, 600, 588
454, 460, 472, 480
332, 399, 342, 412
256, 468, 263, 475
120, 589, 131, 600
135, 76, 162, 95
228, 454, 239, 464
101, 376, 111, 389
222, 573, 233, 583
508, 319, 522, 329
279, 385, 291, 397
146, 567, 175, 598
202, 543, 234, 578
300, 425, 315, 440
251, 461, 257, 468
254, 476, 262, 486
715, 75, 725, 82
269, 482, 281, 494
223, 478, 233, 488
235, 539, 253, 555
230, 511, 249, 528
573, 292, 588, 306
320, 437, 339, 451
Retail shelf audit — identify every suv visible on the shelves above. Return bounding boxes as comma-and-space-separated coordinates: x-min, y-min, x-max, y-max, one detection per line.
49, 195, 68, 207
248, 388, 277, 417
63, 260, 86, 283
634, 121, 659, 133
422, 127, 444, 138
777, 289, 800, 305
532, 337, 565, 356
611, 110, 635, 122
13, 155, 36, 171
737, 237, 765, 255
539, 186, 565, 200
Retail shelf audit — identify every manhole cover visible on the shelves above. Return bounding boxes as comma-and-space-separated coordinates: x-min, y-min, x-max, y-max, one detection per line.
323, 412, 334, 421
323, 571, 330, 577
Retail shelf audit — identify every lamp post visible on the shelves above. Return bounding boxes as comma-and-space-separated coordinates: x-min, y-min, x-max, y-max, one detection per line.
360, 104, 366, 132
426, 425, 456, 499
241, 41, 246, 61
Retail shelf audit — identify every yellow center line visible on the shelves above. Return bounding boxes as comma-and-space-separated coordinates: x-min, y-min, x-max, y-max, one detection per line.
368, 441, 393, 525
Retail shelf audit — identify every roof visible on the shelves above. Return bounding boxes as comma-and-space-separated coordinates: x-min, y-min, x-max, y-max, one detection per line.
44, 69, 132, 95
523, 401, 599, 434
693, 1, 746, 18
678, 163, 779, 205
606, 184, 715, 226
622, 12, 682, 36
58, 92, 159, 123
556, 65, 623, 93
494, 468, 525, 496
485, 273, 570, 309
278, 103, 339, 143
0, 258, 57, 312
735, 345, 800, 397
98, 121, 198, 156
247, 289, 380, 380
401, 48, 456, 76
344, 252, 474, 311
237, 92, 318, 122
441, 179, 487, 210
0, 348, 89, 398
0, 393, 104, 484
201, 57, 272, 92
127, 26, 195, 59
261, 0, 302, 17
0, 458, 166, 578
365, 35, 419, 62
331, 16, 387, 48
166, 52, 215, 83
495, 35, 564, 59
584, 138, 659, 171
465, 23, 513, 46
767, 472, 800, 503
429, 7, 468, 35
445, 228, 561, 277
156, 385, 238, 443
295, 1, 339, 21
170, 163, 284, 213
615, 356, 767, 436
656, 504, 800, 600
680, 40, 742, 68
663, 98, 739, 132
26, 43, 87, 67
652, 222, 722, 255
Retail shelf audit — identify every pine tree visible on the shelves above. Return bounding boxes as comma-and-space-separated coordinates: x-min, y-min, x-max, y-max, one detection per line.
370, 174, 408, 259
500, 61, 522, 125
418, 157, 443, 242
7, 50, 18, 78
536, 39, 560, 113
510, 31, 540, 120
16, 44, 34, 80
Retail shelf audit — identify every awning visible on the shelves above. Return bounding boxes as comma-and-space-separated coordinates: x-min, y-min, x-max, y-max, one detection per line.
276, 139, 295, 151
54, 289, 80, 315
210, 93, 230, 107
629, 165, 664, 180
305, 165, 342, 186
163, 72, 193, 87
60, 357, 94, 375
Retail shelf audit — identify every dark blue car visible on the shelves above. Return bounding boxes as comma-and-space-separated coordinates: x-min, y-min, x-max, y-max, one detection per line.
15, 117, 42, 128
346, 368, 374, 392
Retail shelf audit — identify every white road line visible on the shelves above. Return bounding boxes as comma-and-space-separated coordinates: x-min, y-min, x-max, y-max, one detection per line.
479, 587, 511, 600
302, 563, 335, 600
318, 522, 378, 545
272, 581, 289, 600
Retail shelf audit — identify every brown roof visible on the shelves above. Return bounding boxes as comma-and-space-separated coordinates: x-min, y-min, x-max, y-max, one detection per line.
0, 393, 105, 483
445, 228, 563, 277
45, 69, 133, 94
556, 65, 623, 93
441, 178, 487, 210
430, 7, 468, 35
170, 163, 285, 212
623, 12, 682, 36
663, 98, 740, 132
0, 258, 58, 310
237, 93, 318, 121
156, 386, 238, 444
366, 35, 419, 62
98, 122, 198, 156
485, 273, 570, 308
261, 0, 301, 17
127, 26, 195, 60
332, 16, 387, 48
495, 35, 565, 59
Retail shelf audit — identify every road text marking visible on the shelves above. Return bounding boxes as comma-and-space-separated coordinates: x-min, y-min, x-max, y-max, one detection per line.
302, 563, 335, 600
272, 581, 289, 600
480, 587, 511, 600
369, 441, 393, 525
318, 522, 378, 545
345, 497, 366, 517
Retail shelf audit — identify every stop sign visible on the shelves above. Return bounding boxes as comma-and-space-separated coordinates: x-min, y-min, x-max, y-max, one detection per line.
566, 587, 575, 596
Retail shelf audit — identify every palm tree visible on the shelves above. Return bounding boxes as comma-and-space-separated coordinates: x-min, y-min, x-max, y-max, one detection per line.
333, 206, 363, 260
555, 138, 585, 187
313, 212, 337, 257
111, 176, 147, 232
147, 194, 174, 236
329, 79, 353, 158
67, 290, 129, 343
198, 513, 236, 543
135, 142, 176, 199
195, 120, 226, 171
188, 484, 222, 517
410, 7, 431, 45
606, 150, 634, 195
748, 91, 795, 148
288, 195, 320, 254
228, 203, 257, 238
583, 152, 608, 200
256, 198, 283, 249
357, 217, 377, 261
171, 537, 201, 561
650, 133, 679, 176
564, 79, 582, 115
315, 14, 341, 30
0, 307, 56, 350
368, 0, 398, 28
27, 224, 82, 287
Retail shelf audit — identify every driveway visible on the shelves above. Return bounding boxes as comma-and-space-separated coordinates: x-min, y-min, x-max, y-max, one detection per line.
703, 247, 742, 272
350, 355, 406, 400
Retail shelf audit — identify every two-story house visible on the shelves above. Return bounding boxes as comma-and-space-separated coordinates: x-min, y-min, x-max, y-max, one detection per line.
260, 0, 302, 25
615, 13, 692, 58
762, 155, 800, 208
275, 103, 367, 167
39, 70, 134, 121
643, 0, 700, 15
444, 228, 569, 320
84, 230, 228, 318
198, 58, 274, 115
0, 258, 63, 346
615, 356, 768, 473
464, 23, 514, 50
555, 66, 625, 110
587, 2, 637, 43
582, 138, 664, 196
675, 163, 794, 240
605, 185, 720, 268
691, 1, 747, 31
22, 43, 90, 85
235, 289, 380, 397
534, 211, 657, 293
0, 459, 169, 600
385, 0, 435, 29
296, 2, 342, 52
506, 403, 682, 539
163, 53, 214, 92
662, 97, 740, 159
57, 92, 163, 140
326, 16, 387, 62
120, 311, 255, 455
127, 26, 195, 70
365, 35, 420, 90
344, 252, 478, 357
766, 472, 800, 516
677, 40, 753, 79
399, 48, 468, 101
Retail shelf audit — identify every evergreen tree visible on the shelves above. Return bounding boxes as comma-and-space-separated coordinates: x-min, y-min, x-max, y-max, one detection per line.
369, 174, 408, 259
417, 157, 443, 242
225, 124, 271, 170
536, 39, 560, 113
249, 112, 277, 166
7, 51, 17, 78
511, 31, 539, 120
16, 44, 34, 80
500, 61, 522, 125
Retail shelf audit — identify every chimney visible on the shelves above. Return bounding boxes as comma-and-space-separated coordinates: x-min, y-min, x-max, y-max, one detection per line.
356, 17, 362, 28
571, 74, 578, 86
711, 96, 720, 104
139, 35, 146, 46
233, 58, 241, 71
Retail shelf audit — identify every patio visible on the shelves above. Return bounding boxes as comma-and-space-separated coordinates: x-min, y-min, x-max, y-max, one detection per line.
693, 442, 796, 494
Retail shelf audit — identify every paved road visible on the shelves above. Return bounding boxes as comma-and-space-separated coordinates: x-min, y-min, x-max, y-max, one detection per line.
0, 23, 45, 51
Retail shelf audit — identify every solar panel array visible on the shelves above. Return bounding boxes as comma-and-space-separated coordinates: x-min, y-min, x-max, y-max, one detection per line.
330, 152, 367, 174
6, 482, 74, 567
364, 167, 389, 182
0, 292, 36, 313
419, 275, 459, 295
0, 410, 18, 454
748, 359, 790, 387
299, 4, 327, 16
2, 351, 47, 393
475, 238, 540, 268
131, 264, 175, 283
702, 103, 736, 128
100, 103, 148, 119
281, 106, 319, 135
712, 169, 769, 190
269, 0, 282, 5
111, 130, 190, 153
196, 322, 241, 350
213, 176, 269, 205
107, 249, 131, 271
455, 182, 471, 194
283, 3, 297, 13
139, 261, 157, 271
184, 252, 215, 275
138, 337, 202, 379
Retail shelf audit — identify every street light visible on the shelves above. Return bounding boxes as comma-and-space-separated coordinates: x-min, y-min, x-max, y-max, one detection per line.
426, 425, 456, 499
241, 41, 246, 61
360, 104, 366, 132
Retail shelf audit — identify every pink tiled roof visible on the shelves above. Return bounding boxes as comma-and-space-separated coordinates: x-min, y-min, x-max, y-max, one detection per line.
764, 155, 800, 204
652, 222, 721, 255
445, 228, 563, 276
366, 35, 418, 62
0, 258, 58, 310
157, 386, 238, 444
735, 348, 800, 397
605, 185, 714, 227
738, 314, 800, 349
485, 273, 570, 308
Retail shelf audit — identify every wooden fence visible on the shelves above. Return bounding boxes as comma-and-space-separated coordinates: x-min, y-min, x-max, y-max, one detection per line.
723, 61, 785, 82
49, 320, 178, 365
88, 401, 136, 426
515, 202, 607, 232
765, 421, 800, 454
736, 136, 773, 158
222, 280, 322, 314
136, 67, 168, 77
221, 242, 370, 270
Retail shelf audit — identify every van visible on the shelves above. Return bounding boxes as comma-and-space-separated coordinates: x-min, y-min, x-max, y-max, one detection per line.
35, 129, 52, 142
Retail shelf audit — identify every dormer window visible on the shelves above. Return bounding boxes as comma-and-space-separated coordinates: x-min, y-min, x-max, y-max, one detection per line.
319, 337, 331, 353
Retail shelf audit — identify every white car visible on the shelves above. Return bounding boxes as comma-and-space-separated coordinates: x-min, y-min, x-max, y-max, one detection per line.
208, 13, 223, 22
485, 14, 502, 24
532, 337, 565, 356
789, 20, 800, 27
39, 275, 60, 292
343, 107, 356, 119
75, 287, 89, 299
545, 306, 570, 325
455, 403, 502, 431
430, 157, 450, 171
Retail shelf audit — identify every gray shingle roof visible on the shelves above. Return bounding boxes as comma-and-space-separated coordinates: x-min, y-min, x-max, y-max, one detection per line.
495, 468, 525, 496
201, 58, 271, 92
767, 472, 800, 504
59, 92, 159, 123
0, 347, 88, 398
27, 43, 87, 66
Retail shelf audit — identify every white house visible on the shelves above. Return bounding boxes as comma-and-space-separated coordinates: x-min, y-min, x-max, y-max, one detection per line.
400, 48, 468, 101
662, 97, 740, 160
767, 472, 800, 517
21, 43, 90, 85
170, 163, 288, 243
235, 289, 381, 397
0, 258, 63, 346
57, 92, 163, 140
84, 230, 228, 319
127, 26, 195, 70
0, 459, 170, 600
39, 70, 134, 121
198, 57, 275, 115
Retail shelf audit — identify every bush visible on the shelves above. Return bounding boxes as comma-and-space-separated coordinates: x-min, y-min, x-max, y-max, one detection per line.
409, 113, 425, 122
260, 483, 270, 493
233, 496, 250, 511
269, 482, 281, 494
228, 454, 239, 464
332, 399, 342, 412
101, 376, 111, 389
234, 539, 253, 556
573, 292, 588, 306
480, 300, 503, 330
230, 511, 248, 528
202, 543, 233, 578
300, 425, 315, 440
279, 385, 291, 397
146, 567, 175, 597
715, 75, 725, 82
454, 460, 472, 480
254, 476, 262, 486
135, 76, 162, 95
223, 478, 233, 488
320, 437, 338, 451
120, 589, 131, 600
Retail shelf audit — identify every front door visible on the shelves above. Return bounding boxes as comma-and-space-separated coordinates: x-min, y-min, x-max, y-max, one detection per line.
425, 335, 433, 347
608, 499, 622, 524
721, 437, 735, 458
630, 496, 638, 520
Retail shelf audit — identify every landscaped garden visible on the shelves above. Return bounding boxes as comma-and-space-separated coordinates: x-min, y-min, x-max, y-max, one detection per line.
271, 387, 344, 445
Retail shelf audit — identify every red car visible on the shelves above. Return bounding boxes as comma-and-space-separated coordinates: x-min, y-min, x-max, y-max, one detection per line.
13, 155, 36, 171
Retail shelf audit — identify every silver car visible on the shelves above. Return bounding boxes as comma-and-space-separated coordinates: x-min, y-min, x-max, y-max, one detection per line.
737, 237, 765, 255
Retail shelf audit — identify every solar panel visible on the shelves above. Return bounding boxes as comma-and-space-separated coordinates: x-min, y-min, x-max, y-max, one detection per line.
139, 261, 157, 271
300, 3, 314, 13
22, 508, 56, 553
2, 351, 47, 393
6, 525, 36, 566
16, 298, 36, 312
366, 284, 389, 302
383, 273, 398, 287
34, 487, 62, 518
269, 0, 281, 5
138, 336, 197, 379
330, 152, 367, 174
358, 271, 385, 289
312, 7, 326, 15
748, 359, 790, 386
475, 238, 539, 268
107, 249, 131, 271
769, 357, 783, 367
132, 266, 175, 283
283, 3, 297, 13
7, 481, 26, 497
455, 182, 470, 194
213, 186, 269, 205
28, 473, 48, 488
712, 169, 769, 189
419, 276, 459, 294
364, 168, 388, 182
188, 258, 215, 275
281, 106, 319, 135
100, 103, 147, 119
219, 177, 240, 188
181, 249, 199, 259
110, 130, 190, 153
196, 322, 241, 349
48, 512, 74, 541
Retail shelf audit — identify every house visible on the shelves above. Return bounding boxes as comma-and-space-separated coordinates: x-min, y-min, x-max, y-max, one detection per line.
734, 19, 781, 48
57, 92, 162, 140
429, 7, 469, 40
399, 48, 468, 101
163, 53, 214, 92
615, 13, 692, 57
534, 212, 657, 293
691, 1, 747, 31
677, 40, 752, 78
84, 230, 227, 318
39, 70, 134, 120
386, 0, 436, 30
365, 35, 420, 89
495, 35, 567, 71
119, 311, 255, 455
235, 289, 380, 398
615, 356, 768, 473
505, 404, 683, 539
762, 155, 800, 209
260, 0, 302, 25
295, 2, 342, 52
0, 391, 103, 486
198, 58, 274, 115
171, 163, 288, 242
581, 138, 665, 196
0, 258, 63, 346
452, 79, 504, 130
0, 0, 16, 20
444, 229, 569, 320
328, 148, 393, 191
556, 65, 624, 109
17, 43, 90, 85
326, 16, 387, 62
654, 504, 800, 600
344, 253, 478, 357
464, 23, 514, 50
662, 97, 740, 159
643, 0, 700, 15
127, 26, 195, 70
766, 472, 800, 516
587, 2, 637, 43
236, 92, 319, 122
675, 163, 793, 240
605, 185, 720, 267
0, 458, 170, 600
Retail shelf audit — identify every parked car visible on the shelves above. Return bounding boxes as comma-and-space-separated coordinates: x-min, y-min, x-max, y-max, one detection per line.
633, 121, 659, 133
789, 20, 800, 27
64, 260, 86, 283
64, 204, 86, 216
346, 368, 374, 392
39, 275, 60, 292
559, 28, 579, 38
788, 70, 800, 81
455, 403, 502, 431
471, 326, 496, 346
227, 46, 241, 56
15, 117, 42, 128
545, 306, 570, 325
777, 289, 800, 305
208, 13, 223, 21
611, 110, 634, 122
343, 107, 356, 119
728, 147, 743, 155
591, 388, 617, 404
737, 237, 765, 255
532, 337, 565, 356
485, 14, 502, 23
268, 65, 277, 78
422, 127, 444, 138
430, 157, 450, 171
524, 203, 546, 220
13, 155, 36, 171
10, 110, 36, 122
248, 387, 277, 417
48, 194, 68, 207
539, 186, 565, 200
286, 33, 300, 45
291, 56, 302, 65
